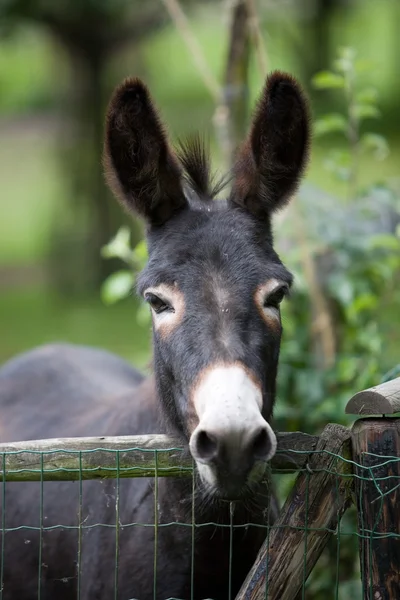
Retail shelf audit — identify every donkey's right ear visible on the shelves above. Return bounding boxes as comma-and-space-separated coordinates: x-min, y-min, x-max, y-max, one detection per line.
103, 78, 187, 226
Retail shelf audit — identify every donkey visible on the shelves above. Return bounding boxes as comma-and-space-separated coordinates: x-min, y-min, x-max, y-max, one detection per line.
0, 70, 310, 599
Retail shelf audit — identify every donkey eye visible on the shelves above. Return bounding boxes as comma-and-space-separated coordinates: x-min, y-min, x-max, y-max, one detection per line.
145, 293, 172, 314
264, 285, 288, 309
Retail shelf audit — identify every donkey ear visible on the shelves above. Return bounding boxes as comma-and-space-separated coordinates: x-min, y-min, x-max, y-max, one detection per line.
103, 78, 187, 226
229, 71, 310, 219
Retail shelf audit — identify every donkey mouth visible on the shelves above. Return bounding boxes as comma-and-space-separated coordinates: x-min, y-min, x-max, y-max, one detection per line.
211, 483, 266, 504
197, 461, 268, 503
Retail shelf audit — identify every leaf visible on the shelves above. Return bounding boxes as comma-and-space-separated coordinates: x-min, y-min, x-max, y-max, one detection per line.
334, 47, 357, 74
356, 87, 378, 105
350, 293, 378, 315
361, 133, 389, 160
311, 71, 345, 90
100, 270, 134, 305
101, 226, 135, 265
329, 276, 354, 306
133, 239, 149, 264
354, 58, 375, 74
353, 104, 380, 120
323, 149, 351, 181
368, 233, 400, 252
314, 113, 347, 137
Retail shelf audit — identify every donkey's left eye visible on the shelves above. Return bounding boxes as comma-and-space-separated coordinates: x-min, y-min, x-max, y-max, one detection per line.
264, 285, 288, 309
145, 293, 172, 314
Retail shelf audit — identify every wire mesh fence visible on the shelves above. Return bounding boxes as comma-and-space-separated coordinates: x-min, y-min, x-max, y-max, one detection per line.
0, 426, 399, 600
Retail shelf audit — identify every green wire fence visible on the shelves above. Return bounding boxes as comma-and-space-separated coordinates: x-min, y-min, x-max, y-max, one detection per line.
0, 377, 399, 600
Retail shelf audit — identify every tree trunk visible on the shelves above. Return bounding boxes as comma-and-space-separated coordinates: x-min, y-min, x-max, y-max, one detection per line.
49, 49, 129, 295
214, 0, 251, 170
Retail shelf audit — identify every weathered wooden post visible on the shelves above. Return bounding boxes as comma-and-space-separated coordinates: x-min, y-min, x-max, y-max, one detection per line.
235, 423, 353, 600
346, 377, 400, 600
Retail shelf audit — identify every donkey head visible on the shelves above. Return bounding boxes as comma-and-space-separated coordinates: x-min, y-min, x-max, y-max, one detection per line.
104, 72, 310, 501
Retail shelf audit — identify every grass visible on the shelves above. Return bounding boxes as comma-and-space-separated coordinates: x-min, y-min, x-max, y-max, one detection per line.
0, 286, 151, 368
0, 121, 61, 265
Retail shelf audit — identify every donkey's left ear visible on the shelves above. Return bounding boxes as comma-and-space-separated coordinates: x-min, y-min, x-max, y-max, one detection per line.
229, 71, 310, 219
103, 77, 187, 226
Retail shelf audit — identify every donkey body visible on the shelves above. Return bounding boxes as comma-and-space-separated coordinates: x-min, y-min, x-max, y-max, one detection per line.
0, 71, 310, 599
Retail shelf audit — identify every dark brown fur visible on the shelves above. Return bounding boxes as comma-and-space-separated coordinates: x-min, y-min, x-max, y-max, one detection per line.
103, 78, 187, 226
230, 71, 310, 219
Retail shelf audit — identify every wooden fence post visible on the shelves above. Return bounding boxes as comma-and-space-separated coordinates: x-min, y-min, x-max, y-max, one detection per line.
235, 423, 353, 600
347, 377, 400, 600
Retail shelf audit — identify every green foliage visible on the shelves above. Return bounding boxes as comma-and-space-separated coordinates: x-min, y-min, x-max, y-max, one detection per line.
0, 29, 59, 115
313, 113, 347, 136
100, 270, 134, 306
312, 71, 345, 90
101, 227, 149, 320
101, 226, 137, 267
360, 133, 389, 160
279, 50, 400, 597
311, 47, 389, 186
276, 48, 399, 436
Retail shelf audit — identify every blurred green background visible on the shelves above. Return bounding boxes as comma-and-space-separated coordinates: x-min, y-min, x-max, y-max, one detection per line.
1, 0, 398, 404
0, 1, 399, 595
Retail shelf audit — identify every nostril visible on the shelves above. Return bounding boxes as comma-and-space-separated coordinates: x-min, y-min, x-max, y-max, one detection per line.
251, 427, 271, 460
194, 430, 219, 462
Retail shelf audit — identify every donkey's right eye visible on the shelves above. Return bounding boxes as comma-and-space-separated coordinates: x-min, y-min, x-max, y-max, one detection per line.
145, 293, 171, 314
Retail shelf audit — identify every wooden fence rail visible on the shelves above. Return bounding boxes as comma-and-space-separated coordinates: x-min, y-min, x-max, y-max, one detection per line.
0, 431, 318, 482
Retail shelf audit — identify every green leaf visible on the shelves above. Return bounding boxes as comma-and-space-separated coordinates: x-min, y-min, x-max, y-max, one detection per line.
323, 149, 351, 181
356, 87, 378, 105
361, 133, 389, 160
311, 71, 345, 90
314, 113, 347, 137
101, 226, 135, 265
329, 276, 354, 305
354, 58, 375, 74
334, 47, 356, 74
368, 233, 400, 252
100, 270, 134, 305
353, 104, 380, 120
350, 293, 378, 315
133, 239, 149, 264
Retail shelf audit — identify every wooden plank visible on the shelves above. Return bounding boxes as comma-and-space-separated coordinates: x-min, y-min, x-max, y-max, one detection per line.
0, 434, 190, 482
345, 377, 400, 415
235, 423, 353, 600
0, 431, 318, 482
352, 418, 400, 599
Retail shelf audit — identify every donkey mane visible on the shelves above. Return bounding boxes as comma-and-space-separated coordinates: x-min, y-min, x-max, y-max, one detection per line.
176, 71, 311, 210
176, 134, 229, 202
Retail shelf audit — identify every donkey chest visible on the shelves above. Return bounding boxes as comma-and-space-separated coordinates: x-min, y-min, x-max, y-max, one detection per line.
152, 509, 266, 599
